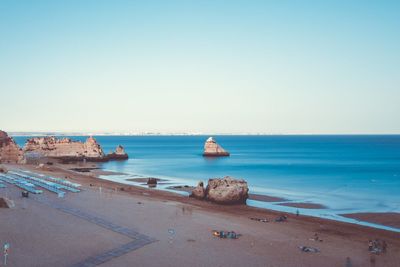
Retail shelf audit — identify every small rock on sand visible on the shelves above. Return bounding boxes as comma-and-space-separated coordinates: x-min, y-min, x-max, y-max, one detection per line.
0, 165, 8, 173
0, 197, 14, 208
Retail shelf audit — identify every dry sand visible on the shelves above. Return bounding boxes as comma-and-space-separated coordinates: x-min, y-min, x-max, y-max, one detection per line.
1, 163, 400, 267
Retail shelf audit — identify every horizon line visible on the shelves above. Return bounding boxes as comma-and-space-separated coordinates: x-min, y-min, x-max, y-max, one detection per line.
6, 131, 400, 137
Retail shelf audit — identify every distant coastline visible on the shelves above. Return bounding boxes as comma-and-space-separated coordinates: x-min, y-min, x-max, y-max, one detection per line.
8, 132, 400, 137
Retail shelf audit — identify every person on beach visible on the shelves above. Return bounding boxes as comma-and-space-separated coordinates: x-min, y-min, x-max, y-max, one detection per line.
368, 240, 373, 251
212, 230, 239, 239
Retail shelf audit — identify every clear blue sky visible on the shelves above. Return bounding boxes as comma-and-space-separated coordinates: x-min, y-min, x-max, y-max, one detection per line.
1, 0, 399, 134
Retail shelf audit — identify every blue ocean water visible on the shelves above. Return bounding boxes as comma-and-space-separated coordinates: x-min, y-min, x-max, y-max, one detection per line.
13, 135, 400, 230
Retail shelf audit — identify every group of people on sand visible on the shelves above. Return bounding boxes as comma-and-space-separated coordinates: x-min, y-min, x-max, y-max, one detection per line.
368, 239, 387, 254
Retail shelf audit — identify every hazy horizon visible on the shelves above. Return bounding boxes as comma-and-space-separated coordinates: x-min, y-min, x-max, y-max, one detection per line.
1, 0, 399, 134
6, 131, 400, 136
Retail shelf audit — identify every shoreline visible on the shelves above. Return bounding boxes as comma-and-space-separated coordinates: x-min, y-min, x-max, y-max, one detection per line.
93, 167, 400, 233
8, 162, 400, 234
60, 163, 400, 232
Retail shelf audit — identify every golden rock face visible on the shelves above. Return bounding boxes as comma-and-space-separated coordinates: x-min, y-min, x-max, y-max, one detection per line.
24, 136, 105, 159
0, 130, 24, 163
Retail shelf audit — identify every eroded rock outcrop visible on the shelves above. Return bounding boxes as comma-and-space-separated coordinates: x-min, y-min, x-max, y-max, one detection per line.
191, 176, 248, 204
203, 137, 230, 157
0, 130, 24, 163
190, 181, 206, 199
24, 136, 107, 162
107, 145, 128, 160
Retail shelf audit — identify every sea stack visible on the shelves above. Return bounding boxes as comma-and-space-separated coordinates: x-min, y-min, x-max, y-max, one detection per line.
203, 137, 230, 157
0, 130, 24, 163
107, 145, 129, 160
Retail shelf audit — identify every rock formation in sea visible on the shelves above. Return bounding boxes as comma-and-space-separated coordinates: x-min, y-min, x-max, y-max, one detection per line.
203, 137, 230, 157
190, 176, 248, 204
0, 130, 24, 163
107, 145, 129, 160
24, 136, 127, 162
147, 178, 158, 187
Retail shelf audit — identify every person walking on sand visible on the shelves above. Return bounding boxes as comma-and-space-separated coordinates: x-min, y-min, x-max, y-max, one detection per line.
368, 240, 372, 251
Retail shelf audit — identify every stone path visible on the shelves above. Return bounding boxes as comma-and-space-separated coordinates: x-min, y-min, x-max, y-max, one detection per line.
35, 198, 156, 267
71, 239, 154, 267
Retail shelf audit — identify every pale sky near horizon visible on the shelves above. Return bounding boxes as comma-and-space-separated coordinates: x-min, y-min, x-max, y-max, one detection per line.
0, 0, 399, 134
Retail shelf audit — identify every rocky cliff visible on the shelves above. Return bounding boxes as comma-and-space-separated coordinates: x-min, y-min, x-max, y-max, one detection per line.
0, 130, 24, 163
203, 137, 230, 157
24, 136, 108, 162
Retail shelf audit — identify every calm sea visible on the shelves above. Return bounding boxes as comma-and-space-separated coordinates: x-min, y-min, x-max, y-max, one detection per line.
14, 135, 400, 230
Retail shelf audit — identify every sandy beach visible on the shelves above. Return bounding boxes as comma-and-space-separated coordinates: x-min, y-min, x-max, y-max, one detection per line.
0, 162, 399, 267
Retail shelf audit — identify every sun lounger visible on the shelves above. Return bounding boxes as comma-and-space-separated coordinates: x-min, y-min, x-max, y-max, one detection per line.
7, 173, 64, 196
17, 170, 81, 188
10, 171, 80, 193
0, 175, 43, 194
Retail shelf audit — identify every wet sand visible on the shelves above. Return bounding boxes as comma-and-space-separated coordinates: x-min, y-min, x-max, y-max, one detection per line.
277, 202, 327, 209
341, 213, 400, 229
127, 177, 167, 183
2, 163, 400, 266
167, 185, 195, 193
249, 193, 287, 202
